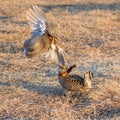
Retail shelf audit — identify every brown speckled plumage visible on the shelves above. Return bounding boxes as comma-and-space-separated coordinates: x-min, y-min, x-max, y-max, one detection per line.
23, 5, 68, 65
23, 32, 53, 57
58, 65, 93, 93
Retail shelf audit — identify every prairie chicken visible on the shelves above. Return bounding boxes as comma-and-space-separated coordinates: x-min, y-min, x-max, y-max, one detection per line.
58, 64, 93, 94
23, 5, 68, 65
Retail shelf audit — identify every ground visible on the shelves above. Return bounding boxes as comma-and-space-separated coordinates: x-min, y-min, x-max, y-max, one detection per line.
0, 0, 120, 119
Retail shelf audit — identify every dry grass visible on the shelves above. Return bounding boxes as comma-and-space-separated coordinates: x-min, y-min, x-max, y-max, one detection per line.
0, 0, 120, 119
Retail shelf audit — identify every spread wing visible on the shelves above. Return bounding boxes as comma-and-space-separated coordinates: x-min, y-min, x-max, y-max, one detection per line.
26, 5, 46, 36
46, 43, 69, 66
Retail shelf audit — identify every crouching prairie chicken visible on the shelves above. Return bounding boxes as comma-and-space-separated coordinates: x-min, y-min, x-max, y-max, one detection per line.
23, 5, 68, 65
58, 64, 93, 95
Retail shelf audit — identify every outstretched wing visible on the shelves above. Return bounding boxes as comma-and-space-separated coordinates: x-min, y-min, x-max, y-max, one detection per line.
45, 43, 59, 63
46, 43, 69, 66
26, 5, 46, 35
57, 46, 69, 66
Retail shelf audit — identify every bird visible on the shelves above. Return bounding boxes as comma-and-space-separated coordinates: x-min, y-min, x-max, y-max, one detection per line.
23, 5, 68, 65
58, 64, 93, 95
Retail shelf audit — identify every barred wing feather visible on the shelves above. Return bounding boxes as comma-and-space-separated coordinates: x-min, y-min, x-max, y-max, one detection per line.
26, 5, 46, 35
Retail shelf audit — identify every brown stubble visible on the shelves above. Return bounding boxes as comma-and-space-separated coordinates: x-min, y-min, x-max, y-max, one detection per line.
0, 0, 120, 119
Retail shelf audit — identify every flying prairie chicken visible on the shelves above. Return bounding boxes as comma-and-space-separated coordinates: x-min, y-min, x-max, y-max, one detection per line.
58, 64, 93, 95
23, 5, 68, 65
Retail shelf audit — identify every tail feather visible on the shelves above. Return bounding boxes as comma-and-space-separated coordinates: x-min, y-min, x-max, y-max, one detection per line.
26, 5, 46, 35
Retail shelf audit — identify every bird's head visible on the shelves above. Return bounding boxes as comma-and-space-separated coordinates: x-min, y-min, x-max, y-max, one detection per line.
45, 30, 58, 44
58, 64, 76, 77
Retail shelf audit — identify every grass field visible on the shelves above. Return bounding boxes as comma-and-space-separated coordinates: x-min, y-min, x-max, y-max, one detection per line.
0, 0, 120, 119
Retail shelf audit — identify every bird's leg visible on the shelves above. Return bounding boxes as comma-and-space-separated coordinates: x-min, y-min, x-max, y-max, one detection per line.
64, 90, 74, 103
61, 88, 67, 96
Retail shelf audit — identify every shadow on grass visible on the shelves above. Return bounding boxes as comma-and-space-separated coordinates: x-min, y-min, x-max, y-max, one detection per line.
25, 83, 62, 95
0, 42, 22, 54
0, 81, 11, 86
97, 107, 120, 119
0, 80, 63, 96
20, 81, 63, 96
40, 3, 120, 14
